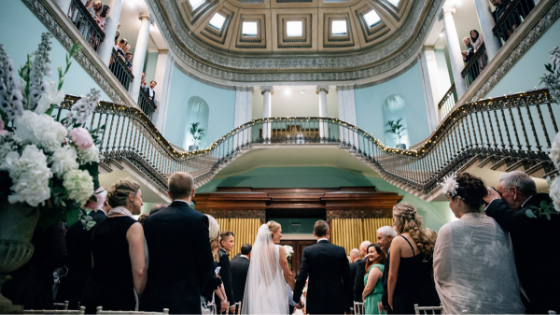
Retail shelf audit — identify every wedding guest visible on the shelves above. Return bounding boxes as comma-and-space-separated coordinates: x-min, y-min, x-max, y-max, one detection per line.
115, 39, 127, 63
137, 213, 148, 226
353, 240, 371, 302
377, 226, 396, 313
348, 248, 361, 290
387, 202, 439, 314
81, 179, 147, 314
470, 30, 487, 70
484, 171, 560, 314
202, 215, 228, 314
56, 188, 107, 309
146, 80, 157, 103
149, 203, 167, 214
435, 173, 525, 314
141, 172, 213, 314
231, 244, 251, 305
94, 5, 109, 31
141, 73, 148, 90
89, 0, 102, 18
125, 52, 133, 71
219, 230, 236, 314
363, 244, 386, 315
461, 37, 475, 63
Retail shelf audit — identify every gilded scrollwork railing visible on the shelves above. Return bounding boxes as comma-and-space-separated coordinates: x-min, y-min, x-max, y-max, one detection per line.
57, 89, 557, 193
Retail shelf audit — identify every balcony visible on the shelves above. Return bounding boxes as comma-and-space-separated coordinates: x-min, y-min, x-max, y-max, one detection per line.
462, 43, 488, 87
66, 0, 105, 52
138, 88, 157, 120
109, 49, 134, 91
493, 0, 536, 44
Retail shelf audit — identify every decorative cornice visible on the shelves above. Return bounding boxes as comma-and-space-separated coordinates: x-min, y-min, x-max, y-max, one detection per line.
326, 209, 393, 219
197, 209, 266, 220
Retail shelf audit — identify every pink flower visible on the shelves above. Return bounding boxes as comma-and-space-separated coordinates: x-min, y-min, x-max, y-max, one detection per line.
70, 127, 93, 150
0, 117, 8, 136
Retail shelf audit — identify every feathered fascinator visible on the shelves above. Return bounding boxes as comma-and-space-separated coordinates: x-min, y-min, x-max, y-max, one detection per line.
441, 173, 460, 197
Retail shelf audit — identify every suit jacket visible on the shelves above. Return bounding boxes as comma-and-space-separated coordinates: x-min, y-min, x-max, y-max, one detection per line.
353, 258, 367, 302
349, 260, 360, 300
219, 248, 235, 306
230, 255, 250, 303
140, 201, 213, 314
486, 194, 560, 314
146, 87, 156, 100
293, 240, 353, 314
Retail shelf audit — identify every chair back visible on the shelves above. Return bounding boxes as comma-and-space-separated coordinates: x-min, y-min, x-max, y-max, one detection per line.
95, 306, 169, 314
53, 301, 69, 310
24, 306, 85, 314
224, 302, 242, 315
353, 301, 364, 315
414, 304, 443, 315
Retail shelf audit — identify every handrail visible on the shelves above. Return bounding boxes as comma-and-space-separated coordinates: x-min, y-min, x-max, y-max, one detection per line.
138, 88, 157, 120
438, 84, 457, 119
492, 0, 535, 42
461, 42, 487, 82
58, 89, 556, 193
67, 0, 105, 52
109, 48, 134, 90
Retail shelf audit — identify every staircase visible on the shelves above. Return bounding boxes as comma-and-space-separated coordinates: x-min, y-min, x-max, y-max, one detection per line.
57, 89, 557, 200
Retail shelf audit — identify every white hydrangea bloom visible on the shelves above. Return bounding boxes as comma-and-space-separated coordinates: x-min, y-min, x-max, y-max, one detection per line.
34, 81, 65, 115
548, 176, 560, 213
49, 145, 79, 176
63, 169, 94, 206
14, 110, 68, 152
77, 144, 100, 165
1, 145, 52, 207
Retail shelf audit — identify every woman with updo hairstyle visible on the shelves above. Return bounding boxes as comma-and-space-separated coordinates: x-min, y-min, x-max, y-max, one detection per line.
434, 173, 525, 314
387, 202, 440, 314
201, 215, 229, 313
81, 179, 147, 314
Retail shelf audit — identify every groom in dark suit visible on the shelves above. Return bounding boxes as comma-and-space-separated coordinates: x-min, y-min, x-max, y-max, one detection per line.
293, 220, 353, 314
141, 172, 213, 314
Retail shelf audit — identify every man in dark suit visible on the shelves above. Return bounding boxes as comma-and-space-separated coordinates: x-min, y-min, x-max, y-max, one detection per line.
141, 172, 213, 314
56, 188, 108, 309
230, 244, 251, 306
146, 80, 157, 103
484, 171, 560, 314
293, 220, 353, 314
348, 248, 361, 294
218, 231, 236, 314
353, 240, 371, 302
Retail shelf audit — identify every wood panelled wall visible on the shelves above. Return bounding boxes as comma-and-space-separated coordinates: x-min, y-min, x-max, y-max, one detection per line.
331, 218, 394, 253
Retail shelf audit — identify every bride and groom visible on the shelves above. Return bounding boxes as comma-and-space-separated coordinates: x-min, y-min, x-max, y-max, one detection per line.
242, 220, 354, 314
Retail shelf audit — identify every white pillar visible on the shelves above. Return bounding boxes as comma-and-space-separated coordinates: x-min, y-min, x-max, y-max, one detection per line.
337, 85, 357, 147
129, 13, 152, 102
234, 87, 253, 148
152, 50, 174, 133
473, 0, 502, 61
418, 50, 439, 131
317, 86, 329, 141
261, 86, 273, 142
98, 0, 124, 66
441, 8, 468, 99
55, 0, 71, 15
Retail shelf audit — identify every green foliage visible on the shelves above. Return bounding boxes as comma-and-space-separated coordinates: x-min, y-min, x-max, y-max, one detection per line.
528, 200, 559, 220
18, 53, 33, 109
384, 118, 406, 142
189, 122, 205, 145
58, 44, 81, 91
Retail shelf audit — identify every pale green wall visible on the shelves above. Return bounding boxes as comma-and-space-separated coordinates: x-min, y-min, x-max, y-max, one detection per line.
487, 18, 560, 98
197, 167, 451, 232
143, 52, 158, 83
0, 1, 109, 100
165, 66, 235, 149
354, 63, 430, 147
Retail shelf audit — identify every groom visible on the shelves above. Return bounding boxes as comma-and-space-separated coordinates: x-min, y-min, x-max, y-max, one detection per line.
293, 220, 353, 314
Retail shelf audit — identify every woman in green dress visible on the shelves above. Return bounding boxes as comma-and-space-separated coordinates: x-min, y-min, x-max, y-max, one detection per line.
363, 244, 386, 315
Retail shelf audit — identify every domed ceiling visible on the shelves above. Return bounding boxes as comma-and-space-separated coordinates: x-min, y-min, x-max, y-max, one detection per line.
146, 0, 443, 85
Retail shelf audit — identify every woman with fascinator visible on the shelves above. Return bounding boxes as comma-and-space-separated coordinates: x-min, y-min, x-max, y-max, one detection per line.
434, 173, 525, 314
242, 221, 295, 314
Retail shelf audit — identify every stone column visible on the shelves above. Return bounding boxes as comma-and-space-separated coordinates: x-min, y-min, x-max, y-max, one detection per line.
98, 0, 124, 66
441, 7, 468, 99
337, 85, 357, 147
234, 87, 253, 148
473, 0, 502, 61
317, 86, 329, 141
55, 0, 72, 15
418, 49, 439, 131
152, 50, 174, 133
129, 13, 152, 102
261, 86, 273, 142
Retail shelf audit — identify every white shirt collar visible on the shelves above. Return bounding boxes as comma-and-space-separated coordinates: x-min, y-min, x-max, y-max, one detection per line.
521, 194, 535, 208
317, 238, 328, 243
240, 255, 249, 260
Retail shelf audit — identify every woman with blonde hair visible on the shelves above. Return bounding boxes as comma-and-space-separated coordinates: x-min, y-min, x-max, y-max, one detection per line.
81, 179, 147, 313
387, 202, 439, 314
201, 215, 230, 313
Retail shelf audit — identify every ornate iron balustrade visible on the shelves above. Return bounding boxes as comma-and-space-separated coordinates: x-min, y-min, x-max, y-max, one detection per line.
109, 49, 133, 91
493, 0, 535, 44
66, 0, 105, 52
438, 84, 457, 120
138, 88, 157, 120
58, 89, 556, 194
461, 43, 488, 87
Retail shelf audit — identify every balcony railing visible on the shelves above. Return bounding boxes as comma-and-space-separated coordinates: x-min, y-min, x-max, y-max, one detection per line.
438, 84, 457, 119
138, 88, 157, 120
109, 49, 133, 91
493, 0, 536, 44
462, 43, 488, 87
66, 0, 105, 52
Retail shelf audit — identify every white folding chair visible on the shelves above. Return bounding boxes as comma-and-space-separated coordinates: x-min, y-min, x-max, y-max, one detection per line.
548, 311, 557, 314
24, 306, 85, 314
53, 301, 69, 310
353, 301, 364, 315
414, 304, 443, 315
95, 306, 169, 314
224, 302, 241, 315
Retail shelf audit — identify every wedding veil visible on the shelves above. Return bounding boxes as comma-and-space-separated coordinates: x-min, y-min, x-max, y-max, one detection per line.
242, 224, 288, 314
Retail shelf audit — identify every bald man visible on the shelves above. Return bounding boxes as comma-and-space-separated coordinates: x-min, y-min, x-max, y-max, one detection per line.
353, 241, 371, 302
348, 248, 361, 296
141, 172, 213, 314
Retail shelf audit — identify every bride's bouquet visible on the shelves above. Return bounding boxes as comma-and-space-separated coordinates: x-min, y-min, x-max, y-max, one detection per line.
283, 245, 294, 268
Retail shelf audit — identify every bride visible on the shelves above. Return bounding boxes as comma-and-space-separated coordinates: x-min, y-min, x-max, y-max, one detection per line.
242, 221, 295, 314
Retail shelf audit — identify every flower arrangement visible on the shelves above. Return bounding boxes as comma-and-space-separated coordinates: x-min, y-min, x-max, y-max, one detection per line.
0, 33, 104, 228
541, 46, 560, 102
283, 245, 294, 269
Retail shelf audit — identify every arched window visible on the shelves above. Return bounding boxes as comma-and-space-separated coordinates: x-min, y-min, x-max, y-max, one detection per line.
184, 96, 210, 150
382, 94, 409, 148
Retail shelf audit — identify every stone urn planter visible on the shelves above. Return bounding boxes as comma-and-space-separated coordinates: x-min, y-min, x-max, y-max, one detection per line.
0, 202, 40, 313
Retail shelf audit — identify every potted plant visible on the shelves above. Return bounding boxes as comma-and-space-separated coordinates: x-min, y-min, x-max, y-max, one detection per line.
188, 122, 205, 151
384, 118, 407, 149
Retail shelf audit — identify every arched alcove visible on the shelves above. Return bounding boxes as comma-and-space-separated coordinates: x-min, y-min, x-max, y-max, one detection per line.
382, 94, 409, 148
184, 96, 210, 149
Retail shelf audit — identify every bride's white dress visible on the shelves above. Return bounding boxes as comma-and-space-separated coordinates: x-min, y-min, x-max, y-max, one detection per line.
242, 225, 289, 314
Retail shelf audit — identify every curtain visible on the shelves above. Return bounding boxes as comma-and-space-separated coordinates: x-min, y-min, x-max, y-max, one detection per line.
331, 218, 394, 253
216, 218, 262, 257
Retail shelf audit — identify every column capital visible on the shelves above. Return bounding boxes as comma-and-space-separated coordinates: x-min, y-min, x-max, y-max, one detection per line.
260, 86, 274, 94
139, 12, 154, 24
316, 85, 329, 94
442, 7, 456, 15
